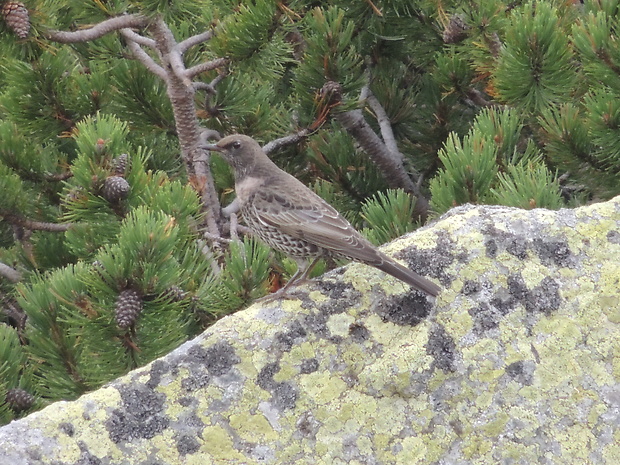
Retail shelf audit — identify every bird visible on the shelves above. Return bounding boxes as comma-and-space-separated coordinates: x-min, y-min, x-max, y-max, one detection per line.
202, 134, 441, 297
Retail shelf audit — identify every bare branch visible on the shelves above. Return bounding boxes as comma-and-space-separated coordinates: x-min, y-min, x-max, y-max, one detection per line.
365, 88, 404, 164
120, 27, 156, 48
335, 108, 416, 193
120, 29, 167, 80
2, 213, 72, 232
262, 128, 311, 154
0, 262, 21, 283
45, 14, 148, 43
186, 58, 229, 79
178, 30, 213, 53
45, 171, 73, 182
193, 82, 217, 93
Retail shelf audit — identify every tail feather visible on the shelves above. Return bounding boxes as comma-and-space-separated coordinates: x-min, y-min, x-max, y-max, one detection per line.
375, 256, 441, 297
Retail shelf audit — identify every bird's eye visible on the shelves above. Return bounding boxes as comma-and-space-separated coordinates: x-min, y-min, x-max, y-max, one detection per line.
232, 141, 241, 149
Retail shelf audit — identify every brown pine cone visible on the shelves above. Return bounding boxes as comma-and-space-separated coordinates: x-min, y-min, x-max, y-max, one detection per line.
102, 176, 130, 203
2, 1, 30, 39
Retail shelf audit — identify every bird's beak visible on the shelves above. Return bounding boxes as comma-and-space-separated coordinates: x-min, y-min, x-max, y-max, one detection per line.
200, 143, 223, 152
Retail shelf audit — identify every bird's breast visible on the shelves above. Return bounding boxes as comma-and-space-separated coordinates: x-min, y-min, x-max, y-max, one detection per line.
235, 176, 265, 204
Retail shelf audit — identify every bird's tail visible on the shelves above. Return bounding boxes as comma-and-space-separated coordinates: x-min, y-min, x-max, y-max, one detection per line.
375, 256, 441, 297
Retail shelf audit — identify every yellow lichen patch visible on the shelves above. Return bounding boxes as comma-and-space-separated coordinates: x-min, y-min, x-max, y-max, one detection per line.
200, 424, 246, 461
326, 313, 356, 338
229, 412, 277, 442
298, 371, 347, 405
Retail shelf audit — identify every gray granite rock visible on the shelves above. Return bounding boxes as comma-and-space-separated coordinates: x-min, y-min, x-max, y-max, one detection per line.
1, 198, 619, 464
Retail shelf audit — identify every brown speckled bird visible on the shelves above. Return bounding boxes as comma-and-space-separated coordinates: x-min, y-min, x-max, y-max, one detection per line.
204, 134, 441, 297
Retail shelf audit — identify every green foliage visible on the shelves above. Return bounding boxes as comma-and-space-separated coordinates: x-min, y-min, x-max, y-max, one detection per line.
430, 108, 564, 213
361, 190, 419, 246
294, 7, 365, 124
0, 324, 37, 423
490, 160, 563, 210
205, 237, 271, 311
306, 128, 388, 209
494, 2, 577, 113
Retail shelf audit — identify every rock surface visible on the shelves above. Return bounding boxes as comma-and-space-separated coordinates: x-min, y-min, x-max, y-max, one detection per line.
1, 198, 619, 464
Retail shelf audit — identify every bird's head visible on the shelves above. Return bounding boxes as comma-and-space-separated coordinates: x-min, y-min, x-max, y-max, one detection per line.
201, 134, 265, 176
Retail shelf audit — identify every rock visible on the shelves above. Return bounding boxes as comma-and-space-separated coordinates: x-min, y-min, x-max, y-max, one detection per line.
1, 198, 619, 465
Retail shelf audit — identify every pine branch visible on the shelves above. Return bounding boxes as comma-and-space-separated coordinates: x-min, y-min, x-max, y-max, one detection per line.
320, 81, 431, 220
2, 213, 72, 232
0, 262, 21, 283
120, 27, 156, 48
120, 29, 167, 80
45, 14, 149, 43
336, 109, 416, 192
146, 19, 223, 240
262, 128, 311, 154
178, 31, 213, 53
44, 172, 73, 182
364, 87, 419, 179
186, 58, 229, 80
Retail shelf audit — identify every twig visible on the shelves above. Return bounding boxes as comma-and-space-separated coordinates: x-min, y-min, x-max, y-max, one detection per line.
45, 14, 149, 43
262, 128, 311, 154
0, 262, 21, 283
120, 29, 167, 80
186, 58, 229, 80
178, 30, 213, 53
120, 27, 156, 48
45, 171, 73, 182
2, 213, 72, 232
365, 88, 405, 165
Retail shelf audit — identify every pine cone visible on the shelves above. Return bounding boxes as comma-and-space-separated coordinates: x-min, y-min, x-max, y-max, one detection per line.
113, 153, 130, 177
102, 176, 130, 203
443, 14, 469, 44
2, 1, 30, 39
115, 288, 143, 329
162, 285, 188, 302
5, 388, 35, 412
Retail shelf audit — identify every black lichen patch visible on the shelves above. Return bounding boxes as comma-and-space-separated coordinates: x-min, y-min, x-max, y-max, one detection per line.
257, 362, 280, 390
525, 277, 561, 315
506, 237, 530, 260
316, 281, 362, 315
77, 441, 102, 465
274, 321, 308, 352
58, 422, 75, 437
106, 387, 170, 443
176, 434, 201, 455
257, 362, 298, 410
188, 342, 241, 377
272, 381, 298, 410
608, 229, 620, 244
426, 325, 457, 373
533, 238, 573, 267
377, 293, 432, 326
470, 303, 507, 334
348, 322, 370, 342
180, 370, 211, 392
300, 312, 329, 339
485, 239, 498, 258
299, 358, 319, 374
146, 360, 170, 389
508, 275, 561, 315
505, 360, 535, 386
399, 234, 454, 284
462, 280, 482, 295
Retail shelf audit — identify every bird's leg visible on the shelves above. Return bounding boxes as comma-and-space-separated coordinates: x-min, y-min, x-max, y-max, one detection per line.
256, 256, 322, 304
280, 256, 321, 292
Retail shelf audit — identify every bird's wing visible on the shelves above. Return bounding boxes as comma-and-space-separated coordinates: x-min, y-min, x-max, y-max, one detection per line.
250, 186, 383, 265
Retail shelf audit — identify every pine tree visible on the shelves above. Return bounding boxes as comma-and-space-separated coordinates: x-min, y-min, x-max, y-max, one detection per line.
1, 0, 619, 423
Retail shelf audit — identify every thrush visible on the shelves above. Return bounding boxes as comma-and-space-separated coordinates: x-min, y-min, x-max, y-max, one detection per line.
203, 134, 441, 297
